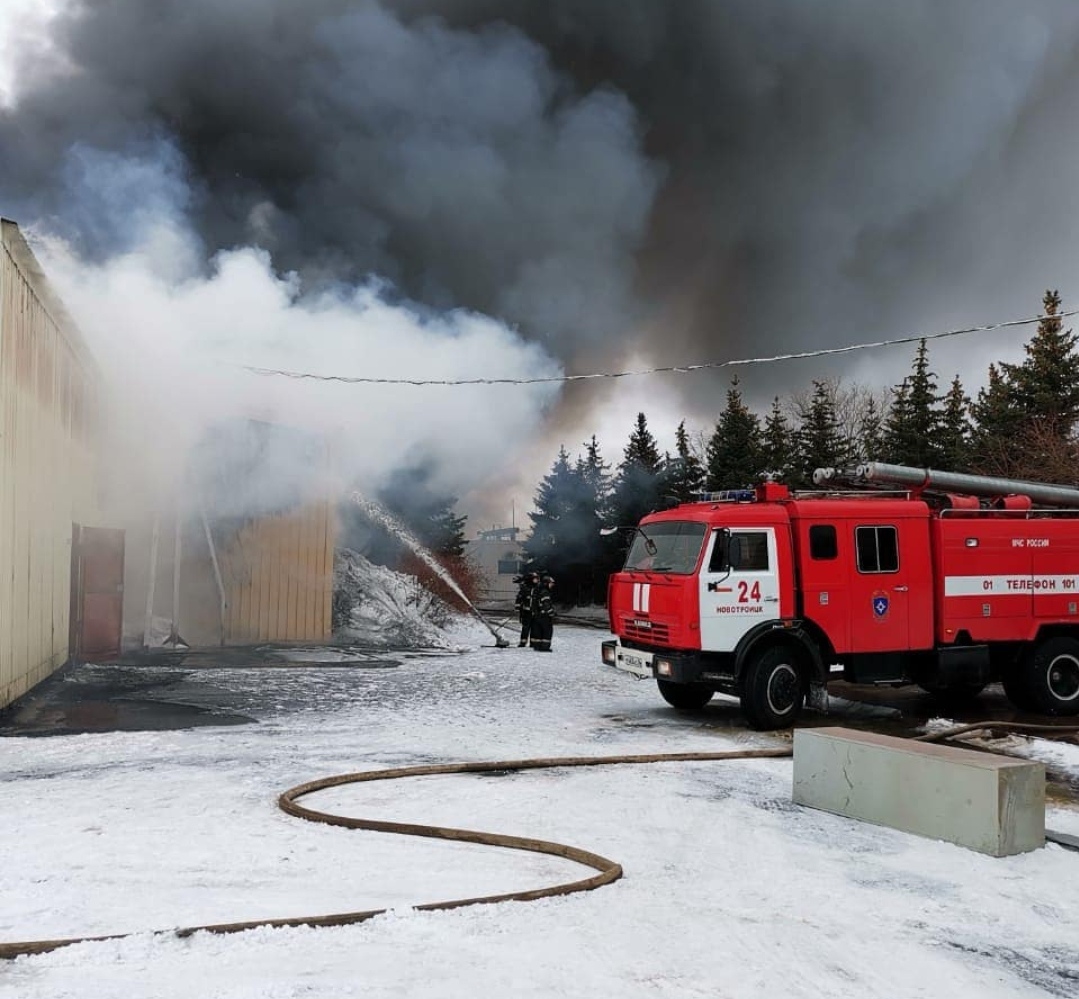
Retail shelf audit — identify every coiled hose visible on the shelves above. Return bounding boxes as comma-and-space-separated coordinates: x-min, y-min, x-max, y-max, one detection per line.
1, 724, 1076, 961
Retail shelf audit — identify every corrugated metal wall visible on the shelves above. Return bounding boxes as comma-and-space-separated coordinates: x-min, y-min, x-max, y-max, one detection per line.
219, 503, 336, 644
0, 220, 98, 709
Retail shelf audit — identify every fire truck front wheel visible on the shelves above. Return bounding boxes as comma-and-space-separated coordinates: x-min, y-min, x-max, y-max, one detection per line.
656, 678, 714, 711
1024, 637, 1079, 716
740, 645, 807, 730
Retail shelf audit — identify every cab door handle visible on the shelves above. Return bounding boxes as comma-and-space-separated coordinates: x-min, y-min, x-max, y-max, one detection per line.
894, 586, 909, 592
764, 596, 779, 602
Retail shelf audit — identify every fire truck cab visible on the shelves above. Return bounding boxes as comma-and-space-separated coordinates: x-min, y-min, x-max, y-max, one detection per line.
601, 464, 1079, 729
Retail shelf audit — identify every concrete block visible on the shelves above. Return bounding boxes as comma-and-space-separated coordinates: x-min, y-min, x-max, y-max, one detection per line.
793, 727, 1044, 857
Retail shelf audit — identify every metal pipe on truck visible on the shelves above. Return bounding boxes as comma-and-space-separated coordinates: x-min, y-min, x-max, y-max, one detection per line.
853, 461, 1079, 508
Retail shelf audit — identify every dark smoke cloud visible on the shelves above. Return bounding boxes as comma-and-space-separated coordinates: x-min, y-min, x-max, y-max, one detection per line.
416, 0, 1079, 398
0, 0, 659, 356
5, 0, 1079, 438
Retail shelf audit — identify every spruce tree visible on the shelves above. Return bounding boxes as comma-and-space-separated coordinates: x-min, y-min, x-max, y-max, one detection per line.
857, 395, 886, 463
971, 291, 1079, 476
881, 378, 911, 464
881, 340, 942, 466
793, 379, 851, 485
1002, 290, 1079, 434
524, 446, 591, 591
704, 379, 762, 490
426, 501, 468, 556
760, 397, 793, 479
938, 375, 971, 471
970, 363, 1021, 472
577, 436, 616, 604
609, 412, 664, 539
578, 435, 612, 523
660, 420, 706, 504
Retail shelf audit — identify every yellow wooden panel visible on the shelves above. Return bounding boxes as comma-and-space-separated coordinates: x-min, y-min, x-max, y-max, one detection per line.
215, 499, 333, 646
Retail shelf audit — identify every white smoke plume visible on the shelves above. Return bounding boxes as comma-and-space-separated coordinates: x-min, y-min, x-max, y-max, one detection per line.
35, 206, 561, 524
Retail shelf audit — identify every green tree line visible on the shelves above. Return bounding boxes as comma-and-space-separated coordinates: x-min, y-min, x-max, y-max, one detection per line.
525, 291, 1079, 605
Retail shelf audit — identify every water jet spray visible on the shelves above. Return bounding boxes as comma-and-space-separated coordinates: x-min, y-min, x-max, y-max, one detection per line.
348, 492, 511, 647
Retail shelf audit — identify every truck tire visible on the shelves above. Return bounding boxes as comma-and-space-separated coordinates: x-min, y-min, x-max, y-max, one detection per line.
741, 644, 806, 730
656, 678, 713, 711
1023, 637, 1079, 716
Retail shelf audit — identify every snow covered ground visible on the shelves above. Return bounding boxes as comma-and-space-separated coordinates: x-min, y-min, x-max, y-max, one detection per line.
2, 616, 1079, 998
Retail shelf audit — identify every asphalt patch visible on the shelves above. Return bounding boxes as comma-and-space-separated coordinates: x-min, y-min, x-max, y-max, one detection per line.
0, 644, 407, 737
0, 662, 255, 737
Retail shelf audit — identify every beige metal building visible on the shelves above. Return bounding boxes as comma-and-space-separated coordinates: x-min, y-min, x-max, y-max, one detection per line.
0, 219, 101, 710
2, 221, 338, 711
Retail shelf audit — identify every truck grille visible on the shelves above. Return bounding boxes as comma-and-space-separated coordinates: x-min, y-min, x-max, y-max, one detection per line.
624, 619, 670, 643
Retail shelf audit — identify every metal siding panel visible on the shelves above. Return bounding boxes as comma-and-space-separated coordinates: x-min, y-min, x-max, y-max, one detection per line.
297, 509, 309, 639
215, 499, 336, 646
260, 519, 274, 641
0, 250, 10, 697
297, 508, 310, 642
255, 521, 269, 641
277, 516, 291, 641
306, 504, 321, 641
0, 226, 97, 708
297, 509, 311, 641
274, 518, 285, 642
231, 527, 245, 643
321, 502, 335, 639
285, 512, 299, 640
284, 514, 298, 641
260, 519, 273, 641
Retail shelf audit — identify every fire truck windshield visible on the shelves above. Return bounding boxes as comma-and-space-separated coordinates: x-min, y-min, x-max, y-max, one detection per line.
624, 521, 707, 573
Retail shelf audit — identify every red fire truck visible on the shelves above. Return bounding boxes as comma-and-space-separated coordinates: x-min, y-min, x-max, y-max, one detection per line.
601, 462, 1079, 729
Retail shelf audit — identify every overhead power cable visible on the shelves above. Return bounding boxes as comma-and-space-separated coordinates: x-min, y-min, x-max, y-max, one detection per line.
240, 310, 1079, 387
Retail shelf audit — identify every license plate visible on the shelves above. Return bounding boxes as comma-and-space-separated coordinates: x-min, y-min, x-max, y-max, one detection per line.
623, 653, 644, 668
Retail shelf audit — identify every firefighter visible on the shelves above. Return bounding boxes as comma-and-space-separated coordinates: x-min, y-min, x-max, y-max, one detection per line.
514, 571, 539, 647
530, 575, 556, 652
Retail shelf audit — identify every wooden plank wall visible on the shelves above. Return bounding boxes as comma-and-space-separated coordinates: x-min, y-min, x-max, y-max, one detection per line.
0, 221, 98, 709
220, 501, 335, 644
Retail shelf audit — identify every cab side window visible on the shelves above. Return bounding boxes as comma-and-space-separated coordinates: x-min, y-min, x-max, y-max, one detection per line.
729, 531, 769, 572
855, 525, 899, 573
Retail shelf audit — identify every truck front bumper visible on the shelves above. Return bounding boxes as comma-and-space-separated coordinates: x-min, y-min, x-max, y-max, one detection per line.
601, 639, 654, 679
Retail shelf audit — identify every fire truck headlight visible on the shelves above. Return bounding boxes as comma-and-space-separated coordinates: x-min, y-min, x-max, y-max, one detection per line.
656, 658, 673, 677
601, 643, 616, 665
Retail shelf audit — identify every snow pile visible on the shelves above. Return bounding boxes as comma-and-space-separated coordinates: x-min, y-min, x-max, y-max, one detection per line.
331, 548, 476, 649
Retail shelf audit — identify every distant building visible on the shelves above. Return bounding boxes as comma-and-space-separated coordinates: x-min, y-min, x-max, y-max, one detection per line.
466, 526, 526, 605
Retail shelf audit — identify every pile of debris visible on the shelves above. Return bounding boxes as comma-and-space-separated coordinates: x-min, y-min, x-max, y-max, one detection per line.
332, 548, 462, 648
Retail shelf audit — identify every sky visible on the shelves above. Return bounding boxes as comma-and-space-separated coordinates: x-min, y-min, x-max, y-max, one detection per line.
2, 591, 1079, 997
4, 1, 1079, 528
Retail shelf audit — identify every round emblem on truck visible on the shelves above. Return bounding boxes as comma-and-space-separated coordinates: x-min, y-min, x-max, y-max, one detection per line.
872, 592, 890, 618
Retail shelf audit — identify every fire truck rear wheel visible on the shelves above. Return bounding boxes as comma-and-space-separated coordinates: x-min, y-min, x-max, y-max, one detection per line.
656, 678, 714, 711
741, 645, 806, 730
1025, 637, 1079, 716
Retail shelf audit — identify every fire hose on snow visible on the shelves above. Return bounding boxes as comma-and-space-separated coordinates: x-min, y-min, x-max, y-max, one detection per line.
1, 723, 1077, 960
